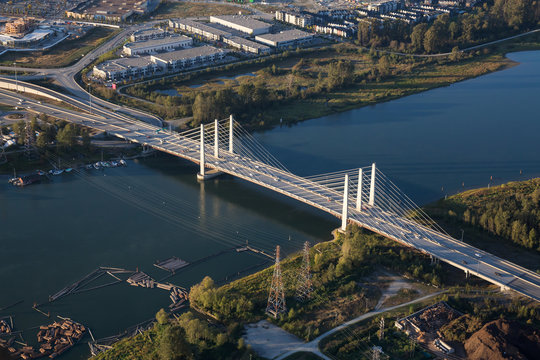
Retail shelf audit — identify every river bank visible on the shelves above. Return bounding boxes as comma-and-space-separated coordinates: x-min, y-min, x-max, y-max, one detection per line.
109, 33, 540, 131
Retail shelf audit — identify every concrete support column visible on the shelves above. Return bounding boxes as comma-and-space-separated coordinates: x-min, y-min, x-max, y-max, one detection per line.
229, 115, 234, 153
214, 119, 219, 158
356, 168, 363, 211
199, 124, 205, 177
369, 163, 376, 206
341, 174, 349, 232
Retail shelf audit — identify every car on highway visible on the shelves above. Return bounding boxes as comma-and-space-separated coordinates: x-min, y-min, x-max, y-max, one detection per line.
475, 253, 482, 258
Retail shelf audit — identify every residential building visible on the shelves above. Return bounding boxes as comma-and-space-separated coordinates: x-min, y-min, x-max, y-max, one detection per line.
274, 10, 313, 28
255, 29, 313, 48
123, 35, 192, 56
209, 15, 271, 36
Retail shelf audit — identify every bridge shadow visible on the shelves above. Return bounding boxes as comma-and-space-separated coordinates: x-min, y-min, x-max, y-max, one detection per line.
135, 153, 339, 241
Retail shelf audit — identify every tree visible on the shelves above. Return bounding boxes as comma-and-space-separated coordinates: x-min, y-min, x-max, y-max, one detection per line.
423, 27, 439, 53
158, 325, 193, 360
56, 123, 77, 148
156, 308, 169, 325
82, 129, 91, 150
410, 23, 428, 52
377, 56, 391, 77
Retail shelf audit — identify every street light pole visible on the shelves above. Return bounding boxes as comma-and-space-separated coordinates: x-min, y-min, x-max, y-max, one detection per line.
13, 62, 17, 92
88, 84, 92, 114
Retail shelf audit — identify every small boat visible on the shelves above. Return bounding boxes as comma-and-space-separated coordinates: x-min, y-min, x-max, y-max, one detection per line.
111, 161, 118, 167
52, 169, 64, 176
94, 162, 101, 170
86, 164, 93, 169
119, 159, 127, 166
37, 170, 46, 176
65, 168, 73, 173
101, 161, 112, 168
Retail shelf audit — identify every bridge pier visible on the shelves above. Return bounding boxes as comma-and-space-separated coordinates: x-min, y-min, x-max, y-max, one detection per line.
369, 163, 376, 206
340, 174, 349, 232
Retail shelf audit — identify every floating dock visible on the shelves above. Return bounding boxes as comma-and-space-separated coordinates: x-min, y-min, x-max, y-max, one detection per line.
154, 257, 190, 273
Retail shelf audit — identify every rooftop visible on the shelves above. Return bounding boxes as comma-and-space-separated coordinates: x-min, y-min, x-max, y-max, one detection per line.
152, 45, 226, 62
132, 27, 167, 37
0, 28, 53, 43
124, 35, 191, 50
210, 15, 271, 30
226, 36, 270, 50
255, 29, 312, 43
171, 18, 232, 37
96, 56, 154, 72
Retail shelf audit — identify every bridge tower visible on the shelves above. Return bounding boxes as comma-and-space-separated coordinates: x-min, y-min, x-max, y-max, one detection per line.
229, 115, 234, 153
214, 119, 219, 158
295, 241, 313, 302
266, 245, 287, 319
197, 124, 205, 180
356, 168, 363, 211
369, 163, 376, 206
341, 174, 349, 232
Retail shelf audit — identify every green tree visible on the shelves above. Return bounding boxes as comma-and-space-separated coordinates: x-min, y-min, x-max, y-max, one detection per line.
158, 325, 193, 360
56, 123, 77, 148
410, 23, 428, 52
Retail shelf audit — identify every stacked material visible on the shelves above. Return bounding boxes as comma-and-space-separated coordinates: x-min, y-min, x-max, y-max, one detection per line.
34, 319, 86, 359
169, 287, 189, 311
127, 272, 155, 288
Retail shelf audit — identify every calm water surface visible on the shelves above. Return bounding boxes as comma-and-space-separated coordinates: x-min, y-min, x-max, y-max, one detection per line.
1, 51, 539, 359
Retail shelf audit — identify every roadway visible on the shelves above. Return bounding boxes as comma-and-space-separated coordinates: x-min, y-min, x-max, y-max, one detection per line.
1, 87, 539, 303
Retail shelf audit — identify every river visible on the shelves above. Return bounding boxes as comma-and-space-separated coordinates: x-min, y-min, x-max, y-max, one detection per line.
1, 51, 539, 359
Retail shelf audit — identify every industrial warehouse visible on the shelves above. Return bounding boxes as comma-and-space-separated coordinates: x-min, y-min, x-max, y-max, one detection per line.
255, 29, 313, 48
122, 35, 192, 56
209, 15, 271, 36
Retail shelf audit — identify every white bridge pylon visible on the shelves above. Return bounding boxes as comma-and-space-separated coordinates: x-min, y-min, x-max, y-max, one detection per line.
138, 115, 540, 302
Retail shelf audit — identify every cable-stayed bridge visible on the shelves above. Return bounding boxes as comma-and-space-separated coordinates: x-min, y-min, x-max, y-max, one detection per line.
1, 85, 539, 302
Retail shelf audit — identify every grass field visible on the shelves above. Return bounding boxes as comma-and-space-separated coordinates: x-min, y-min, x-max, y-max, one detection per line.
152, 1, 252, 19
0, 27, 118, 68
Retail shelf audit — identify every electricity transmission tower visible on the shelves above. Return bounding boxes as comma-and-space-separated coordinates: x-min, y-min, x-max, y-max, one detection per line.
266, 245, 286, 319
295, 241, 313, 302
24, 118, 35, 158
371, 346, 382, 360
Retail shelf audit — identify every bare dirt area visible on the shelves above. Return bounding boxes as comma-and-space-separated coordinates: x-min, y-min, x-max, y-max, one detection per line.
370, 271, 437, 310
243, 320, 305, 359
464, 319, 540, 360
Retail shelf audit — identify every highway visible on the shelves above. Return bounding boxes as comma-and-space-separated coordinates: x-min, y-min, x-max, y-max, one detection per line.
1, 86, 539, 303
0, 22, 163, 126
